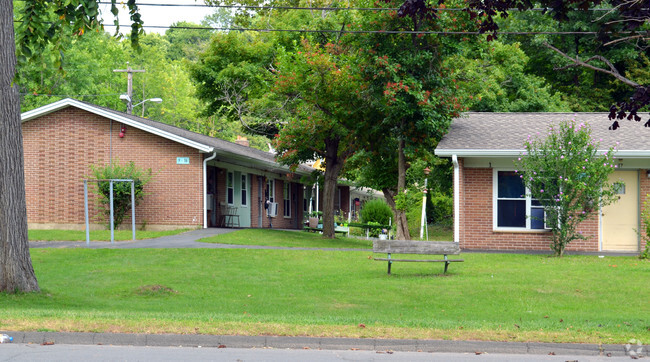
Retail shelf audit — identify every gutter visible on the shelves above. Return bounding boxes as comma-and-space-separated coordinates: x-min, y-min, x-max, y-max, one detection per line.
452, 155, 460, 244
203, 150, 218, 228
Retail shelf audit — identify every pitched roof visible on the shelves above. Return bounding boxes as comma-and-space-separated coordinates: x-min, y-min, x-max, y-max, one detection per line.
21, 98, 315, 175
435, 112, 650, 158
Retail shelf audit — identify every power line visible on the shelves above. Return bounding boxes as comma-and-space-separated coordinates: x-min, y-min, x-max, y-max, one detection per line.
96, 1, 619, 12
99, 23, 619, 36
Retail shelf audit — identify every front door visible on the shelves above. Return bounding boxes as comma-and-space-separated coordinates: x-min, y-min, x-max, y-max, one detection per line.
601, 171, 639, 251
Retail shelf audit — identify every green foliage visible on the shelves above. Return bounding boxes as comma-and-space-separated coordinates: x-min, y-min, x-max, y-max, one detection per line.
359, 199, 394, 226
88, 161, 152, 229
429, 192, 453, 227
516, 120, 622, 256
447, 41, 570, 112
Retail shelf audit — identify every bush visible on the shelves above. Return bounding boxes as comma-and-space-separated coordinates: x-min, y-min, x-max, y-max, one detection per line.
360, 198, 393, 226
428, 192, 453, 227
89, 161, 152, 229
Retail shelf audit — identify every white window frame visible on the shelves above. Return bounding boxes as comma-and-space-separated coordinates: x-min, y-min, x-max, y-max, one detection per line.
493, 169, 550, 232
266, 178, 275, 203
240, 174, 248, 207
283, 182, 291, 218
227, 171, 234, 205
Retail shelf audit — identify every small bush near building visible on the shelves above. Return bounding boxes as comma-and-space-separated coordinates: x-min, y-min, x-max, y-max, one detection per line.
89, 161, 152, 229
360, 199, 393, 226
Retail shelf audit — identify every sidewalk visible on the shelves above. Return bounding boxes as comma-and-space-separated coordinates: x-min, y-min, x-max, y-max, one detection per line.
1, 331, 635, 357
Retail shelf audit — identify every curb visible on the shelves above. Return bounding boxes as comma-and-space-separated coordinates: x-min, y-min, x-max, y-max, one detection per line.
1, 331, 631, 356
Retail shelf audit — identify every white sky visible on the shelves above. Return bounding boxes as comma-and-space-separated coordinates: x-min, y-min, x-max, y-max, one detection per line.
99, 0, 215, 35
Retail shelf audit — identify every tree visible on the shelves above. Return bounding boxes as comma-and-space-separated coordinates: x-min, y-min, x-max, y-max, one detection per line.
446, 41, 570, 112
4, 0, 143, 292
457, 0, 650, 128
345, 0, 464, 239
271, 40, 368, 238
515, 120, 622, 256
1, 0, 39, 292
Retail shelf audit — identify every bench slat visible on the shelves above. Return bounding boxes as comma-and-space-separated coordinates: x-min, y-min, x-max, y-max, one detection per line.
374, 258, 464, 263
373, 240, 460, 255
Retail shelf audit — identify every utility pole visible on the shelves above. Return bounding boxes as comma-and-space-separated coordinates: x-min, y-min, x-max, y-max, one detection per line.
113, 62, 145, 114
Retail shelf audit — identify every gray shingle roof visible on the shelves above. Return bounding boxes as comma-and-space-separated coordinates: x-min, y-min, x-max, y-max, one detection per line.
435, 112, 650, 157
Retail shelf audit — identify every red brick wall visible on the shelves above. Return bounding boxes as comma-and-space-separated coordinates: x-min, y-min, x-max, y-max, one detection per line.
23, 107, 203, 230
459, 161, 599, 251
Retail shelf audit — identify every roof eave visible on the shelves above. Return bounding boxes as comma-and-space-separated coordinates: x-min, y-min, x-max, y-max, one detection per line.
435, 149, 650, 158
21, 98, 214, 153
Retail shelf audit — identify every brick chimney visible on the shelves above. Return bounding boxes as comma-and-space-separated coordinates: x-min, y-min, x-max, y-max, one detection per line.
235, 135, 249, 147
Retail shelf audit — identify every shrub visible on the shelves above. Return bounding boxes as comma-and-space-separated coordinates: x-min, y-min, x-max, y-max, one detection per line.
516, 120, 621, 257
360, 198, 393, 226
89, 161, 152, 229
428, 192, 453, 227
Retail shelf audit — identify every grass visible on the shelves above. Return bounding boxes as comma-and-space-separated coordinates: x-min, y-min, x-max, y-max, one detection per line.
198, 229, 373, 249
28, 228, 191, 242
1, 247, 648, 344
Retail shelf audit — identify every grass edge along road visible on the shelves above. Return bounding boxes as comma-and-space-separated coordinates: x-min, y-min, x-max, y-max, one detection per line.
6, 234, 649, 344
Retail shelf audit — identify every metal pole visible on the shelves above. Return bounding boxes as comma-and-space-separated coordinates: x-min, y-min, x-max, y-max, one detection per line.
84, 180, 90, 246
131, 181, 136, 241
420, 177, 429, 239
110, 180, 115, 244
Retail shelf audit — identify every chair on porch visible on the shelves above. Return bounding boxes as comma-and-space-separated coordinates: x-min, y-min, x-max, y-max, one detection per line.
220, 204, 240, 228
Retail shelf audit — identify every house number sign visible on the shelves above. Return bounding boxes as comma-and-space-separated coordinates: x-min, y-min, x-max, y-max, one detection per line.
176, 157, 190, 165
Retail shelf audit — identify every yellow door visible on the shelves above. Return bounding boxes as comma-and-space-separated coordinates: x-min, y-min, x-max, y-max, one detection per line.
602, 171, 639, 251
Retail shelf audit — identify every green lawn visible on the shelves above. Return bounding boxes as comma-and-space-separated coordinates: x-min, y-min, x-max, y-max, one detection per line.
28, 228, 191, 242
2, 247, 648, 343
199, 229, 373, 249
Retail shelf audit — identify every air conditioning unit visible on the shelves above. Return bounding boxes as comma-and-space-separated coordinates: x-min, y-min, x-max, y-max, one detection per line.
267, 202, 278, 217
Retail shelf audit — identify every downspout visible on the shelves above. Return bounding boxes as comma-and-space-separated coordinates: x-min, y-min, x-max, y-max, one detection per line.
203, 150, 217, 229
452, 155, 460, 244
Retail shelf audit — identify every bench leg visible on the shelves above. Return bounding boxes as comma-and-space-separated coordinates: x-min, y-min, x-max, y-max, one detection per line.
444, 261, 450, 274
387, 260, 392, 275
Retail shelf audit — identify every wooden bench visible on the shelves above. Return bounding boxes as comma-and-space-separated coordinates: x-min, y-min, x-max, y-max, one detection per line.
373, 240, 464, 275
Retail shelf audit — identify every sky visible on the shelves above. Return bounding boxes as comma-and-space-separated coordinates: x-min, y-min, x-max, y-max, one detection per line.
99, 0, 215, 35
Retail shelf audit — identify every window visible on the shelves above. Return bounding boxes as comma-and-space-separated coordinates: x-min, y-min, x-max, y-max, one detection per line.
241, 174, 247, 207
283, 182, 291, 217
494, 170, 548, 230
227, 172, 234, 205
303, 187, 311, 213
266, 178, 275, 202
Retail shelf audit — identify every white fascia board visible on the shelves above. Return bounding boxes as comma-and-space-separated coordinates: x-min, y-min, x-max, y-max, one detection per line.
435, 149, 523, 157
436, 148, 650, 158
22, 98, 214, 153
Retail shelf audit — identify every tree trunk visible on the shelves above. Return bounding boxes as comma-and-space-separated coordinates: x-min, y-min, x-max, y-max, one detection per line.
321, 138, 346, 239
0, 0, 40, 292
382, 188, 410, 240
394, 138, 411, 240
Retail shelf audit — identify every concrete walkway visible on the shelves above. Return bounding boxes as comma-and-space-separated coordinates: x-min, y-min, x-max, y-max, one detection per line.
28, 228, 369, 251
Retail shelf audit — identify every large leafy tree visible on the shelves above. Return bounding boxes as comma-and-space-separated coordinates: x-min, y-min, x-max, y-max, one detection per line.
345, 0, 464, 239
3, 0, 143, 292
458, 0, 650, 128
270, 40, 369, 238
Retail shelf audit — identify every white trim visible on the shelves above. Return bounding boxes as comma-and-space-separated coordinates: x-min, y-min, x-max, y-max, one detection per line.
22, 98, 214, 153
203, 151, 217, 228
240, 173, 248, 208
436, 148, 650, 158
452, 155, 460, 244
283, 181, 291, 218
493, 169, 550, 232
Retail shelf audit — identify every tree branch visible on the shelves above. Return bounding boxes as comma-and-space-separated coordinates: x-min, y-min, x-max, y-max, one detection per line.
543, 42, 639, 88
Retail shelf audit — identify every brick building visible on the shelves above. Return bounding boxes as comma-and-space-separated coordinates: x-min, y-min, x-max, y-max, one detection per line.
436, 113, 648, 252
21, 98, 353, 231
